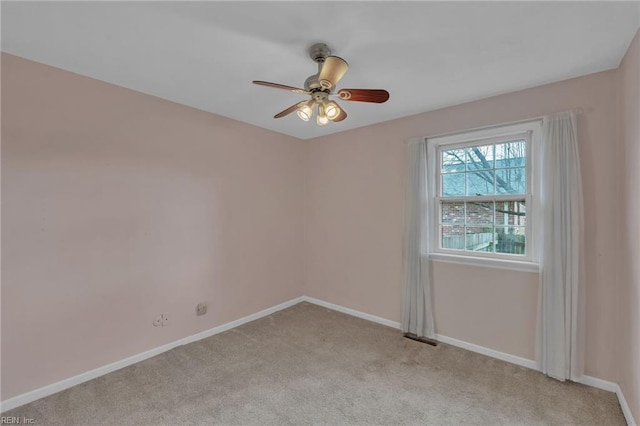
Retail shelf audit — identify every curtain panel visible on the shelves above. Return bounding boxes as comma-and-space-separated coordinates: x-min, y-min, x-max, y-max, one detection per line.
402, 138, 436, 339
537, 112, 585, 381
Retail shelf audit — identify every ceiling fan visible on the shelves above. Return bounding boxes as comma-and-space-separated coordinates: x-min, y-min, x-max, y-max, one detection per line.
252, 43, 390, 126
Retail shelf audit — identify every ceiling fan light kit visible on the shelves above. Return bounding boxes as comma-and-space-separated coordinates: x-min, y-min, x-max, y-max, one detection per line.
296, 101, 313, 122
253, 43, 389, 126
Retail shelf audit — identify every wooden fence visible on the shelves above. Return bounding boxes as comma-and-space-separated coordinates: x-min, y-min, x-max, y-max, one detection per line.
443, 232, 525, 254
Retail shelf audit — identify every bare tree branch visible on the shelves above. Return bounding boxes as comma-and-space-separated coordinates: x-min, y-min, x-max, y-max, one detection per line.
469, 147, 513, 193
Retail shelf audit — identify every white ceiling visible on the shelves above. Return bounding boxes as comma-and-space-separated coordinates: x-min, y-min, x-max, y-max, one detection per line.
2, 1, 639, 140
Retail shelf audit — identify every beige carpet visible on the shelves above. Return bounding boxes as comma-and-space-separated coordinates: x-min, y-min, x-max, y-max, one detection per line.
3, 302, 625, 425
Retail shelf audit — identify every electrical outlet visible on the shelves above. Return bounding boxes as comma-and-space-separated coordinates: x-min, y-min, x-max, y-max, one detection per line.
196, 302, 207, 316
153, 313, 171, 327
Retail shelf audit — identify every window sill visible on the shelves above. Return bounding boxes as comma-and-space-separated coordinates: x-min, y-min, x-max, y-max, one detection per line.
428, 253, 539, 273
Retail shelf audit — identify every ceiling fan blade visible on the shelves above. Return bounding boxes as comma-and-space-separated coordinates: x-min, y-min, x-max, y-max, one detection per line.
318, 56, 349, 88
253, 81, 308, 94
337, 89, 389, 103
331, 104, 347, 122
274, 102, 306, 119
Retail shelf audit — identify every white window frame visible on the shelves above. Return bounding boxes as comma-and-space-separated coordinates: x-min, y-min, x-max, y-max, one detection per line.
426, 120, 542, 272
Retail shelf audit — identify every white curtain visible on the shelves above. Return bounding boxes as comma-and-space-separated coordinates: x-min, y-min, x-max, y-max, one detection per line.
402, 138, 435, 339
537, 112, 585, 381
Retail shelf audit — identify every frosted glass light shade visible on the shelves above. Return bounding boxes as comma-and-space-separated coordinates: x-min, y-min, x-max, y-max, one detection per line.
325, 101, 340, 120
297, 104, 313, 121
317, 103, 328, 125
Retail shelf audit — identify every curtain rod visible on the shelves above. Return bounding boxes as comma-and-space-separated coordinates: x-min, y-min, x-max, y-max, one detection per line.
420, 107, 585, 141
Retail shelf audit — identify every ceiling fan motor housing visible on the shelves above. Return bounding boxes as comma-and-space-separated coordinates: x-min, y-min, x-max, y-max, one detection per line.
304, 75, 322, 91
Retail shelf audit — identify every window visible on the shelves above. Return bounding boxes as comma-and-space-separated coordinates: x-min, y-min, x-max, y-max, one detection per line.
427, 121, 541, 270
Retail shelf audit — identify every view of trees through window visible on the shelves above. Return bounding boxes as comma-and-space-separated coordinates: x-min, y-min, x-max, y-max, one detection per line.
439, 140, 527, 255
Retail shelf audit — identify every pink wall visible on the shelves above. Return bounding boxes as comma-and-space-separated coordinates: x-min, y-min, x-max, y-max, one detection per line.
617, 28, 640, 422
304, 70, 620, 381
1, 54, 304, 400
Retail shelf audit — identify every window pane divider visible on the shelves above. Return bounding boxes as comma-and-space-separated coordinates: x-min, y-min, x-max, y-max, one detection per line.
439, 132, 531, 151
436, 194, 527, 203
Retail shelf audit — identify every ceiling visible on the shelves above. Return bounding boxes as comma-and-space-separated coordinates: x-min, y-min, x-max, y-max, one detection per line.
2, 2, 639, 140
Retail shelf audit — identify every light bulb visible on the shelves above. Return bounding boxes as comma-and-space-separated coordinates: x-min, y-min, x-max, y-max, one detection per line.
325, 101, 340, 120
317, 104, 329, 126
297, 103, 313, 122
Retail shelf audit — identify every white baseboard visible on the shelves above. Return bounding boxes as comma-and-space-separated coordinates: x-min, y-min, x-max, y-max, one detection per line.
3, 294, 635, 426
579, 378, 637, 425
574, 372, 637, 425
616, 385, 637, 426
434, 334, 539, 370
579, 375, 618, 393
575, 376, 637, 424
301, 296, 402, 329
0, 296, 305, 412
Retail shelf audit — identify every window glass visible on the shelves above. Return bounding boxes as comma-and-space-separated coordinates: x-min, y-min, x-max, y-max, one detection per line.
434, 132, 532, 259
